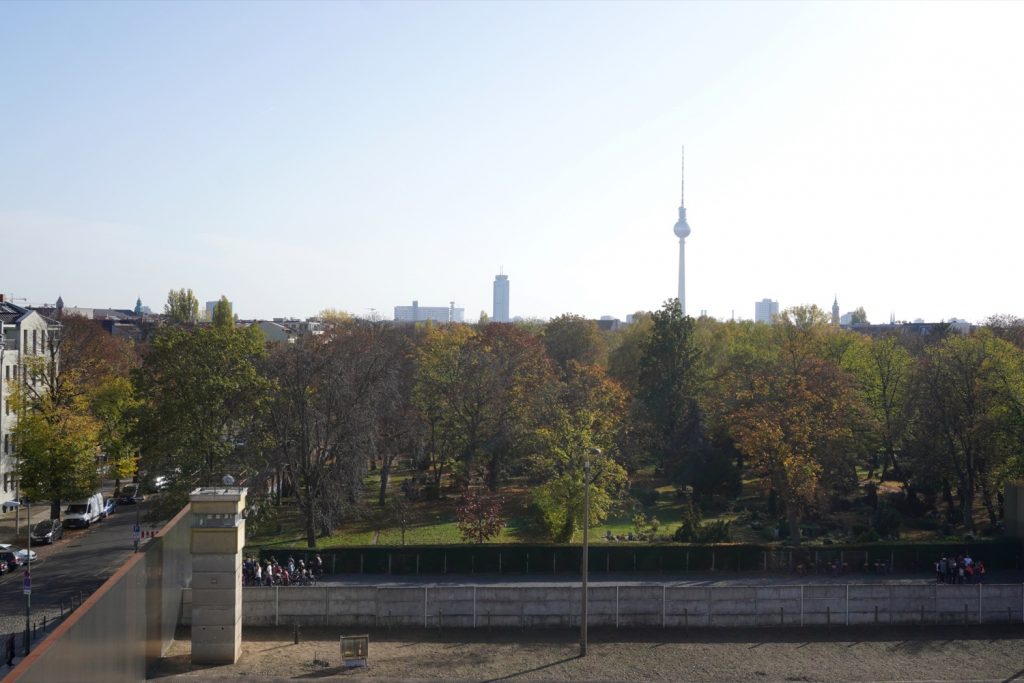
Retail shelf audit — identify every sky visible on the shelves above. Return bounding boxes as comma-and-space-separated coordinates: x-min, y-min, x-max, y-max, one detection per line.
2, 1, 1023, 324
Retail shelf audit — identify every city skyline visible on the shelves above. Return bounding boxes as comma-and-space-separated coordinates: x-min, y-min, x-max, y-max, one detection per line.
2, 2, 1023, 324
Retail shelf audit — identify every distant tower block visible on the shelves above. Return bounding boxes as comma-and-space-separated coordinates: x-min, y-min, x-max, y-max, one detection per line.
672, 146, 691, 315
493, 272, 509, 322
190, 485, 247, 664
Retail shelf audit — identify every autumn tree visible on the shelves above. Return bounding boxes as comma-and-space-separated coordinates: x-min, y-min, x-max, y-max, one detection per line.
725, 308, 868, 542
542, 314, 607, 375
10, 366, 100, 519
606, 311, 653, 394
13, 316, 139, 517
456, 487, 506, 543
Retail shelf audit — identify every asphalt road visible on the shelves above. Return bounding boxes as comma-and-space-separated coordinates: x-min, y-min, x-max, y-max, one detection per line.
0, 501, 159, 621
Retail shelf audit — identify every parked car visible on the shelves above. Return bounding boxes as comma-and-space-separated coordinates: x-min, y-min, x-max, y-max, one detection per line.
64, 492, 104, 528
100, 498, 117, 519
16, 548, 37, 564
31, 518, 64, 544
0, 548, 24, 570
118, 484, 144, 504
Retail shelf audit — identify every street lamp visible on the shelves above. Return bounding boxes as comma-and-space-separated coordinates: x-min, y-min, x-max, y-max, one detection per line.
581, 447, 600, 657
2, 499, 31, 655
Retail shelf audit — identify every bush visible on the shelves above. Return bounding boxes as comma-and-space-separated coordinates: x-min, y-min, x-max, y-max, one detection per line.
871, 504, 902, 539
672, 503, 703, 542
698, 520, 731, 543
671, 504, 730, 542
855, 529, 881, 543
631, 486, 660, 507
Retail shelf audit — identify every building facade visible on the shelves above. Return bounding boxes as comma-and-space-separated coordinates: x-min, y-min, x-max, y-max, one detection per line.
492, 274, 509, 323
393, 301, 465, 324
0, 298, 60, 501
754, 299, 779, 324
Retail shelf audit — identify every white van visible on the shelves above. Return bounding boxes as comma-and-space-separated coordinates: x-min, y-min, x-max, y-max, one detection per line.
64, 492, 104, 529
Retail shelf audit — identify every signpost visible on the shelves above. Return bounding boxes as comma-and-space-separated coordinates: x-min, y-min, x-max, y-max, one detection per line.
23, 571, 31, 596
132, 522, 141, 552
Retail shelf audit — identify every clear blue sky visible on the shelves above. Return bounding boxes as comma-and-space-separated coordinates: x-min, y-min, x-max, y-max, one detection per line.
2, 1, 1022, 323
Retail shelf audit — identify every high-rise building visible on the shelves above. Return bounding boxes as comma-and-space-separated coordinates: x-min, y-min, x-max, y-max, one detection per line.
492, 273, 509, 322
755, 299, 779, 324
394, 300, 464, 323
672, 146, 691, 315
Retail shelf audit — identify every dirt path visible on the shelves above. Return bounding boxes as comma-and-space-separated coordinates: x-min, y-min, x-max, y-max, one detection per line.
150, 625, 1024, 682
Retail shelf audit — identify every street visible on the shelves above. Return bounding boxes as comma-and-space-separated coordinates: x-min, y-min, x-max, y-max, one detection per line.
0, 500, 159, 620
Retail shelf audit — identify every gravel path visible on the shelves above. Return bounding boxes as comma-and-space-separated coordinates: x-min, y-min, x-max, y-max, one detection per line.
150, 625, 1024, 682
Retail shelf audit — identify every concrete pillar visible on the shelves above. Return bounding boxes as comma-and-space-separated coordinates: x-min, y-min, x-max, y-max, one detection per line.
190, 486, 246, 664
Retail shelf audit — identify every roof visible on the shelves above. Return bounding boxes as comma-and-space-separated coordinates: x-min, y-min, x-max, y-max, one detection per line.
0, 301, 31, 324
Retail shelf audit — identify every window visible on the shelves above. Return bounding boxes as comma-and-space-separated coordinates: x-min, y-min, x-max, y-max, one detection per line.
32, 329, 37, 354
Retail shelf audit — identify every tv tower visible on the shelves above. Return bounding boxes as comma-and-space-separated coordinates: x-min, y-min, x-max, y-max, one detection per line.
672, 146, 691, 315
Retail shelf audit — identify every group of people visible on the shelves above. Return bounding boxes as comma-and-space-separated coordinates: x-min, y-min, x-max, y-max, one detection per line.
934, 554, 985, 584
243, 554, 323, 587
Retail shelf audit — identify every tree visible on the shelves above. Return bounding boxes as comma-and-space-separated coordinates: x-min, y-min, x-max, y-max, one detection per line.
456, 487, 506, 543
635, 299, 710, 487
530, 426, 627, 542
726, 313, 868, 542
211, 296, 234, 328
317, 308, 353, 324
846, 335, 913, 480
164, 288, 199, 324
529, 362, 628, 542
264, 322, 396, 546
907, 331, 1018, 531
414, 324, 554, 492
10, 367, 100, 519
542, 314, 607, 374
12, 316, 138, 518
133, 324, 270, 512
607, 311, 653, 394
91, 376, 140, 489
850, 307, 869, 324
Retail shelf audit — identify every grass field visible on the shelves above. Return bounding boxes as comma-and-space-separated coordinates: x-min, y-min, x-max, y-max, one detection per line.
246, 463, 979, 552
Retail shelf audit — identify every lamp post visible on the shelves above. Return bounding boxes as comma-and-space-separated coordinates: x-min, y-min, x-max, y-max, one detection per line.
581, 447, 600, 657
2, 499, 31, 655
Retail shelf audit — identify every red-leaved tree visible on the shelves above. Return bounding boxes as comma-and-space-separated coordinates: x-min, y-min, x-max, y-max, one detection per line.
456, 487, 505, 544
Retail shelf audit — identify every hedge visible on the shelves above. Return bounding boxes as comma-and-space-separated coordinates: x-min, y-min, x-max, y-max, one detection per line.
255, 539, 1022, 576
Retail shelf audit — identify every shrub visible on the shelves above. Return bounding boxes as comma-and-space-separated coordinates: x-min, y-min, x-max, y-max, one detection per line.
672, 503, 703, 542
871, 504, 902, 539
698, 520, 731, 543
631, 486, 660, 508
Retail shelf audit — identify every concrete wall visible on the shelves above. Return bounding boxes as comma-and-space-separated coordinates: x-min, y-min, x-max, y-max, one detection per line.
228, 582, 1024, 630
7, 505, 192, 683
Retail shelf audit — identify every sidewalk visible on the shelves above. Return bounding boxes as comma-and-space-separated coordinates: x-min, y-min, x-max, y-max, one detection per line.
0, 504, 51, 545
